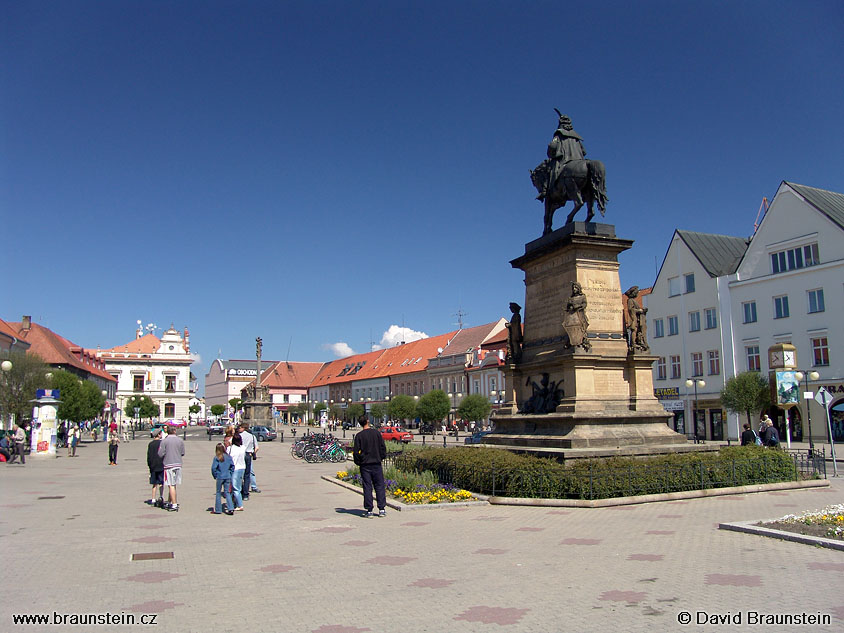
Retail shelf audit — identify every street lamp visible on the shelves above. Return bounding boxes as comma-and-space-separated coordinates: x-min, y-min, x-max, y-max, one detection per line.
685, 379, 705, 443
1, 360, 12, 429
794, 370, 820, 451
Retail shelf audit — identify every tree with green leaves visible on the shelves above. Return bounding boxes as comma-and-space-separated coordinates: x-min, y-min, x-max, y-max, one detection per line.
0, 352, 51, 425
210, 404, 226, 418
124, 395, 160, 421
229, 398, 242, 412
388, 394, 416, 424
189, 404, 201, 416
347, 402, 364, 422
50, 370, 105, 423
458, 394, 492, 423
416, 389, 450, 426
329, 404, 343, 422
720, 371, 771, 428
369, 402, 387, 425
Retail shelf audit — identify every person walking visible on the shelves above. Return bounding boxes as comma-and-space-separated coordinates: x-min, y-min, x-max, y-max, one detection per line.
10, 423, 26, 465
352, 416, 387, 518
107, 428, 120, 465
157, 425, 185, 512
227, 434, 246, 512
146, 428, 165, 507
762, 418, 780, 448
68, 423, 80, 457
211, 442, 235, 515
740, 423, 756, 446
238, 424, 256, 501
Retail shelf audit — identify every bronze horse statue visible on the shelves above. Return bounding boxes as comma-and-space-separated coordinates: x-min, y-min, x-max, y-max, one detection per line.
530, 159, 608, 235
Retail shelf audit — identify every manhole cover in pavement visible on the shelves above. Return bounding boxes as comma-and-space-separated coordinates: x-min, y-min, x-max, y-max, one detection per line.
37, 496, 65, 500
131, 552, 175, 561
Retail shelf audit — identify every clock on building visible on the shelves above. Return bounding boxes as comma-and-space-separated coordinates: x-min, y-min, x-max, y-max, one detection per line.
768, 343, 797, 369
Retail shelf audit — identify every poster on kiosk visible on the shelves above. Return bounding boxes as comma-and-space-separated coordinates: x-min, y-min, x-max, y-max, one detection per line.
30, 389, 60, 456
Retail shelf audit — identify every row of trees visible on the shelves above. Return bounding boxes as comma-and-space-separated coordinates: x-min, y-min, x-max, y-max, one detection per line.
309, 391, 493, 426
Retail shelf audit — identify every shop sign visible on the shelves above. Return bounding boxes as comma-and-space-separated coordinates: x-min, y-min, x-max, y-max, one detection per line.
228, 369, 257, 376
822, 383, 844, 394
661, 400, 685, 411
655, 387, 679, 399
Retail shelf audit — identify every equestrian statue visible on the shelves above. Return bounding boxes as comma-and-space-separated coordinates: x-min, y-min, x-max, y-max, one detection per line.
530, 110, 608, 235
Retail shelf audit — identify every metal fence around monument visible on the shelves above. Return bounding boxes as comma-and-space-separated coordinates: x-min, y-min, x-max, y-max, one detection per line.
388, 450, 825, 501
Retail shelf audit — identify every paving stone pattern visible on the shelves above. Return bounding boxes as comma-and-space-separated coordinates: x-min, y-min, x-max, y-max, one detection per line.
1, 435, 843, 632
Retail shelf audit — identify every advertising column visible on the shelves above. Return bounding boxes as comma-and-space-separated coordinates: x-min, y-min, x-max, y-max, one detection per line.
31, 389, 61, 457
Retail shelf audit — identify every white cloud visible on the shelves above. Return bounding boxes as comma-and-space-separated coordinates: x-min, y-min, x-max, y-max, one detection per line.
322, 342, 355, 358
189, 352, 202, 367
373, 325, 428, 350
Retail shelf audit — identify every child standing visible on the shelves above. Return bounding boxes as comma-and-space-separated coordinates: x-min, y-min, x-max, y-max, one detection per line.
212, 443, 235, 515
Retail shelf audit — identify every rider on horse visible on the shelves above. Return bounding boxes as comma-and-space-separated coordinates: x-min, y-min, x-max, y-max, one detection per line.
538, 110, 587, 204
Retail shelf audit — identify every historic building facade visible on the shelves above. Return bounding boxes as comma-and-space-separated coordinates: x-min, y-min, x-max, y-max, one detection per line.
96, 324, 195, 422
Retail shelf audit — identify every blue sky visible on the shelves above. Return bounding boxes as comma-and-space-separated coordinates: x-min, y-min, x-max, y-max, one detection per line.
3, 1, 842, 395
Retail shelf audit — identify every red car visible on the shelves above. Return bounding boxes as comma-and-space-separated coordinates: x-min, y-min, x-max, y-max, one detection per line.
164, 419, 187, 429
379, 426, 413, 444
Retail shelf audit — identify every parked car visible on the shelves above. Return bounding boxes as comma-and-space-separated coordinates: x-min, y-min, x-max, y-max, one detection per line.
378, 426, 413, 444
250, 425, 277, 442
164, 419, 187, 429
342, 420, 357, 430
206, 420, 227, 436
464, 431, 493, 445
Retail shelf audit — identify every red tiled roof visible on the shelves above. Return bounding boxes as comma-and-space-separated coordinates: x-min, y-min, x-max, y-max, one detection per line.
439, 320, 505, 357
97, 333, 162, 357
260, 361, 324, 389
310, 349, 386, 387
369, 332, 456, 379
9, 320, 116, 382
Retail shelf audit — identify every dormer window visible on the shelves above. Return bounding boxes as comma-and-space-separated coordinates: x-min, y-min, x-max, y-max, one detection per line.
771, 243, 819, 274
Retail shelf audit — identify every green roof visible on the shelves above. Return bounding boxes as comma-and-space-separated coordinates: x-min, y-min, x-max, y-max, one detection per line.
676, 230, 748, 278
785, 182, 844, 231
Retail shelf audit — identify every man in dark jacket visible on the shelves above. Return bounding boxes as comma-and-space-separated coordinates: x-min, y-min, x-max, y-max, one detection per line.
762, 419, 780, 447
147, 428, 165, 507
353, 416, 387, 518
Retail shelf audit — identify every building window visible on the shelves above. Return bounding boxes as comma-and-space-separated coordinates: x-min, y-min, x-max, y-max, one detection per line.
164, 403, 175, 418
668, 316, 679, 336
689, 311, 701, 332
684, 273, 695, 294
708, 350, 720, 375
670, 355, 681, 379
771, 242, 819, 274
773, 295, 790, 319
691, 352, 703, 377
656, 357, 667, 381
165, 375, 176, 393
811, 337, 830, 366
668, 277, 681, 297
807, 289, 825, 314
133, 375, 145, 392
746, 345, 761, 372
742, 301, 757, 324
704, 308, 717, 330
653, 319, 664, 338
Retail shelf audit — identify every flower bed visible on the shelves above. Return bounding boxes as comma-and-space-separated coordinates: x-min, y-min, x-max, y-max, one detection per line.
336, 469, 476, 504
758, 504, 844, 540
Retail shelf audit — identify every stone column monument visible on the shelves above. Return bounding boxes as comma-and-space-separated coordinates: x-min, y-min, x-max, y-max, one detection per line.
241, 336, 273, 427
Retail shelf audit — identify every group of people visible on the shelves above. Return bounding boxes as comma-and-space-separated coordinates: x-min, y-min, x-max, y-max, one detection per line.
146, 426, 185, 512
740, 415, 781, 447
209, 423, 262, 515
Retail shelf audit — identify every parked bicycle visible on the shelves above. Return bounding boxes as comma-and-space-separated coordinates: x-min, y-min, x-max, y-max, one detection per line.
290, 432, 348, 463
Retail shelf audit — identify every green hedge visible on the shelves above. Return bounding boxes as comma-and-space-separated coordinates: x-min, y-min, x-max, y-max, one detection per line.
392, 445, 799, 500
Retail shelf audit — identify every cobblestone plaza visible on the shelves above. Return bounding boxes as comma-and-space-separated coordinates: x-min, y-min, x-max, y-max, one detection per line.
2, 432, 842, 632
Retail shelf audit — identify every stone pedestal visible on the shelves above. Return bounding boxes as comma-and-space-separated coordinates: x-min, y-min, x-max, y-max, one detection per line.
242, 401, 273, 426
486, 222, 701, 458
